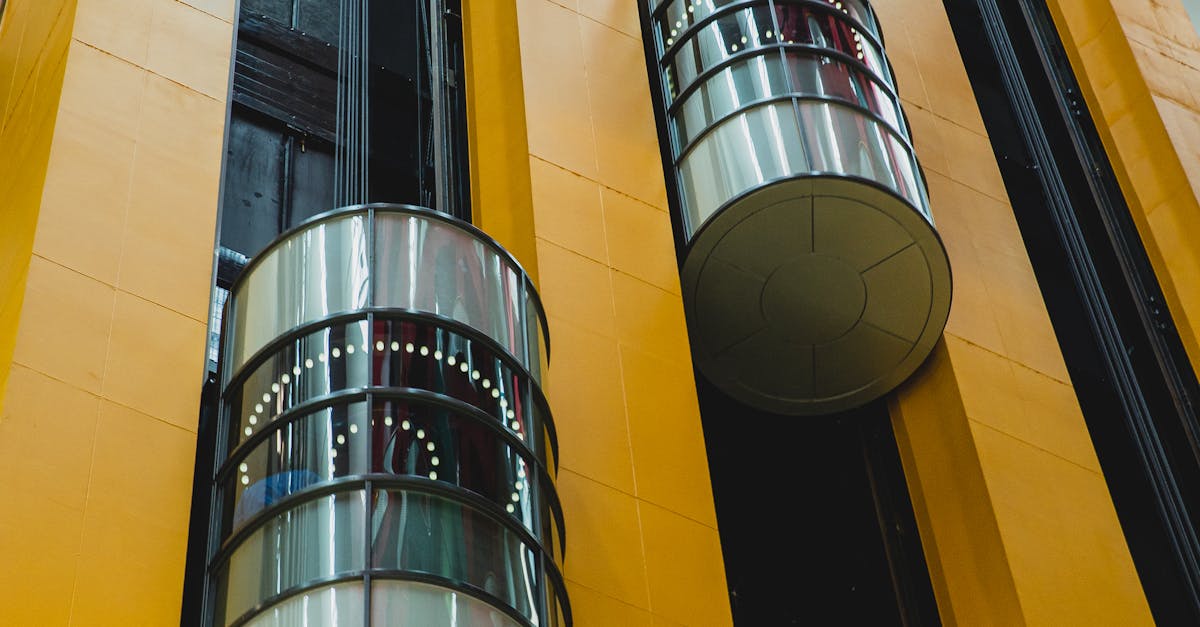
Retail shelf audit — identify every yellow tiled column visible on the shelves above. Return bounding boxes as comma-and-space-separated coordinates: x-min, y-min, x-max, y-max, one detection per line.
0, 0, 233, 623
466, 1, 733, 624
878, 0, 1154, 624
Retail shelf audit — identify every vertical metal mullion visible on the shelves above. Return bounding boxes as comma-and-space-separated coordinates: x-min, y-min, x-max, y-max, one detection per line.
428, 0, 450, 216
364, 477, 374, 627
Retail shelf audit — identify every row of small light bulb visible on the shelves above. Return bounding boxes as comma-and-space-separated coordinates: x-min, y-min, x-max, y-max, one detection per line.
663, 0, 866, 61
238, 334, 530, 512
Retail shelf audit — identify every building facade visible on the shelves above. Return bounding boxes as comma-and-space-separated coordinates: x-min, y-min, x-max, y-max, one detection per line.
2, 0, 1200, 624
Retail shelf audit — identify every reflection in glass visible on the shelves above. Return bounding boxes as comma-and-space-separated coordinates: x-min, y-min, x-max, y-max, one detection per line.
371, 489, 541, 624
220, 490, 368, 625
243, 583, 365, 627
370, 580, 524, 627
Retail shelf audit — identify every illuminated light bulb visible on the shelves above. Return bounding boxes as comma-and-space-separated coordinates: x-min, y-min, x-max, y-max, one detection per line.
376, 341, 386, 352
740, 36, 747, 44
399, 419, 408, 430
332, 347, 341, 358
511, 492, 520, 502
262, 393, 271, 403
346, 344, 355, 354
255, 403, 264, 414
239, 462, 248, 473
282, 374, 291, 384
305, 358, 314, 369
293, 365, 302, 375
271, 383, 280, 393
431, 456, 440, 466
429, 471, 438, 480
506, 409, 515, 419
506, 504, 515, 513
318, 352, 326, 363
241, 475, 250, 485
244, 427, 253, 437
482, 379, 491, 389
511, 421, 521, 430
337, 434, 346, 445
731, 44, 738, 51
517, 468, 526, 479
419, 346, 429, 356
405, 342, 414, 353
670, 28, 677, 36
459, 362, 469, 373
331, 449, 338, 458
471, 370, 480, 380
434, 350, 443, 360
426, 441, 435, 452
856, 43, 863, 50
857, 53, 864, 59
416, 428, 425, 439
667, 38, 674, 45
491, 389, 500, 398
499, 398, 508, 408
447, 355, 457, 366
687, 5, 693, 12
392, 341, 401, 352
385, 416, 394, 427
249, 415, 258, 425
515, 481, 524, 491
675, 20, 681, 27
766, 30, 773, 38
836, 1, 842, 7
349, 424, 358, 434
518, 433, 525, 441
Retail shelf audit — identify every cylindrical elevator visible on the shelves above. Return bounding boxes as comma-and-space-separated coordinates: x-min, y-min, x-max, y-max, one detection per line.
649, 0, 951, 415
205, 206, 569, 626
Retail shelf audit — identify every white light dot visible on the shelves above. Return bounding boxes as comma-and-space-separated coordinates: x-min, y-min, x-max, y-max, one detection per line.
670, 28, 677, 36
731, 44, 739, 51
426, 441, 435, 452
282, 374, 291, 384
482, 379, 491, 389
511, 492, 520, 502
431, 456, 440, 466
255, 403, 264, 414
667, 38, 674, 45
506, 504, 515, 513
241, 475, 249, 485
331, 449, 338, 458
740, 36, 747, 44
471, 370, 480, 380
766, 30, 773, 38
332, 347, 341, 358
346, 344, 355, 354
517, 467, 526, 479
687, 5, 693, 12
511, 421, 521, 430
447, 355, 457, 366
518, 433, 525, 441
420, 346, 429, 356
416, 428, 425, 439
515, 481, 524, 491
393, 341, 402, 352
305, 358, 314, 369
249, 415, 258, 425
317, 352, 326, 362
401, 419, 411, 430
376, 341, 386, 352
405, 342, 414, 353
675, 20, 681, 27
271, 383, 280, 393
244, 427, 253, 436
385, 416, 394, 427
337, 434, 346, 445
349, 424, 358, 434
293, 365, 302, 376
491, 389, 500, 398
429, 471, 438, 480
262, 393, 271, 403
507, 410, 515, 419
239, 462, 248, 473
459, 362, 469, 373
857, 53, 864, 59
499, 398, 508, 408
434, 350, 443, 360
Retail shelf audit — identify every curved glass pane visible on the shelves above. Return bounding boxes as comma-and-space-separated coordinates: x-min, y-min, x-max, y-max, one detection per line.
674, 52, 789, 147
371, 399, 560, 559
371, 490, 541, 624
370, 580, 523, 627
229, 320, 370, 453
664, 5, 777, 99
373, 213, 546, 382
229, 213, 371, 377
218, 490, 368, 626
220, 402, 370, 538
782, 51, 904, 135
658, 0, 880, 52
774, 2, 891, 88
678, 101, 806, 232
373, 319, 552, 466
243, 582, 365, 627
